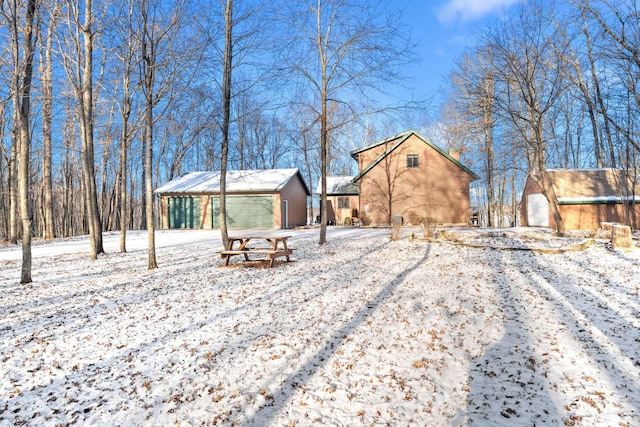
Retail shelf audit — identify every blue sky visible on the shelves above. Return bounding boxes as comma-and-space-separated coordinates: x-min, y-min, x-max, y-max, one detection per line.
400, 0, 520, 105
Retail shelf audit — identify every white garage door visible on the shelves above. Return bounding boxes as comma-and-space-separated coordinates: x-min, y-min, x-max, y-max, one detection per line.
527, 193, 549, 227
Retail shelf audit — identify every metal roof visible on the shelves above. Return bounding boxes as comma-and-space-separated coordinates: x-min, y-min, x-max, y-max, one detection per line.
545, 168, 640, 204
315, 176, 359, 195
154, 168, 310, 195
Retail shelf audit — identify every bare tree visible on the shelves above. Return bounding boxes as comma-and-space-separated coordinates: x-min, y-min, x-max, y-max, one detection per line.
1, 0, 21, 245
219, 0, 233, 249
112, 0, 140, 253
195, 0, 268, 247
58, 0, 104, 258
2, 0, 39, 282
140, 0, 158, 268
0, 98, 8, 240
450, 49, 498, 226
290, 108, 321, 225
18, 0, 37, 283
584, 0, 640, 156
138, 0, 197, 267
484, 1, 567, 234
282, 0, 412, 244
40, 1, 60, 240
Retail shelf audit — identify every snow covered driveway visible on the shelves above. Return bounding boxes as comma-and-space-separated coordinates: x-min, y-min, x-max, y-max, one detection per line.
1, 228, 639, 426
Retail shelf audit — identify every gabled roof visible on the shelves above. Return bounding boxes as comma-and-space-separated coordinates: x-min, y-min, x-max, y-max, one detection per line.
154, 168, 310, 195
545, 168, 640, 204
350, 130, 480, 182
315, 176, 359, 195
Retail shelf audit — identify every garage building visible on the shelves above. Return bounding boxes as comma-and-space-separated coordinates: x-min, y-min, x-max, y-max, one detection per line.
154, 168, 310, 229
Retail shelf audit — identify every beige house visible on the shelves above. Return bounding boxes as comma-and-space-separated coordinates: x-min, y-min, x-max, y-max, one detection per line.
316, 176, 359, 224
350, 130, 480, 226
521, 168, 640, 230
154, 168, 310, 229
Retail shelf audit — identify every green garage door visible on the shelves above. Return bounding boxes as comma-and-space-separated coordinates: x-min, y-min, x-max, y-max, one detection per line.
210, 195, 274, 229
168, 196, 201, 228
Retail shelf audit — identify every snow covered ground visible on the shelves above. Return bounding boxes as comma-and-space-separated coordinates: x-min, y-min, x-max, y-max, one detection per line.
1, 227, 639, 426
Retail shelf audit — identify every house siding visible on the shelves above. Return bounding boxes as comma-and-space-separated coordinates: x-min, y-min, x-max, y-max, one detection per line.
326, 195, 359, 223
559, 203, 640, 230
278, 174, 309, 227
356, 133, 473, 225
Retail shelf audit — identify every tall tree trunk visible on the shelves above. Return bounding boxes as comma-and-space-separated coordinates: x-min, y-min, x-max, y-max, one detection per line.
144, 99, 157, 268
300, 123, 314, 225
62, 107, 75, 238
319, 92, 328, 243
140, 139, 146, 230
533, 127, 565, 236
119, 71, 131, 252
140, 0, 158, 269
0, 102, 7, 239
17, 0, 37, 283
318, 0, 328, 244
42, 5, 57, 240
119, 81, 132, 253
8, 2, 19, 245
8, 133, 18, 244
79, 0, 103, 259
510, 165, 517, 226
482, 75, 495, 227
219, 0, 232, 249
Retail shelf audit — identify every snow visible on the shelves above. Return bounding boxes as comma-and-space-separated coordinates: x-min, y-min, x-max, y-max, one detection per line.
316, 176, 358, 195
1, 227, 639, 426
154, 169, 301, 194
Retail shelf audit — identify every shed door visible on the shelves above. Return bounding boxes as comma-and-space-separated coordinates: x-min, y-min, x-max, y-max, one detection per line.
210, 195, 274, 229
168, 196, 201, 229
527, 193, 549, 227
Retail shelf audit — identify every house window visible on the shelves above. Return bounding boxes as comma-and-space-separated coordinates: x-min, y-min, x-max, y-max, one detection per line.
407, 154, 419, 168
338, 197, 350, 209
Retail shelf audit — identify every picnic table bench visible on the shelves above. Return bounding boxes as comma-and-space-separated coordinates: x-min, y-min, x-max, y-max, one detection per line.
218, 235, 293, 267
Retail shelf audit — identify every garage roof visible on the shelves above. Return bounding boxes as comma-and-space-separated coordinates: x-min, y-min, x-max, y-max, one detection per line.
546, 168, 640, 204
154, 168, 310, 195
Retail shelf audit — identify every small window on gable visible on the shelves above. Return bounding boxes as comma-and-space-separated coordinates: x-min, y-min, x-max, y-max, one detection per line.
338, 197, 350, 209
407, 154, 419, 168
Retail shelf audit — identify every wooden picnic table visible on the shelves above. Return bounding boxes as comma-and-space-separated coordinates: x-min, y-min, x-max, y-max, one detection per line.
218, 235, 293, 267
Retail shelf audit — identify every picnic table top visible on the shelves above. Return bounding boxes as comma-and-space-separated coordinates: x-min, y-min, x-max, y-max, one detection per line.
227, 235, 291, 240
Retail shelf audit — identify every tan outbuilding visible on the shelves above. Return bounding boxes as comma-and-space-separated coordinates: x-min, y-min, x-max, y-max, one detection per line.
521, 168, 640, 230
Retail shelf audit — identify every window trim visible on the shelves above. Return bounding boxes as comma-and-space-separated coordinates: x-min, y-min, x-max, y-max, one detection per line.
407, 154, 419, 168
337, 197, 350, 209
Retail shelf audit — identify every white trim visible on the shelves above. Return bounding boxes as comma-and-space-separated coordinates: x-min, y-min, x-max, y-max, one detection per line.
557, 196, 640, 204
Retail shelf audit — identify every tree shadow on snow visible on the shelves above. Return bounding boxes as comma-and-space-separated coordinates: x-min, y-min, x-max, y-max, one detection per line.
465, 247, 639, 426
237, 242, 433, 426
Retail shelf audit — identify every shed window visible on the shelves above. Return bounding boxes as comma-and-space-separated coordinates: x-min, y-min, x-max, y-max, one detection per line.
338, 197, 350, 209
407, 154, 419, 168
